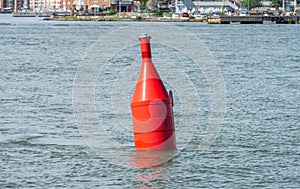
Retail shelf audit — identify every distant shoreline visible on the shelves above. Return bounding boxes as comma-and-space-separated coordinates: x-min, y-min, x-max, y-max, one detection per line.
43, 16, 209, 23
43, 15, 300, 24
2, 13, 299, 24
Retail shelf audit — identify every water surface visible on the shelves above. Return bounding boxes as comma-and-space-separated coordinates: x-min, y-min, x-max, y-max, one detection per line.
0, 14, 299, 188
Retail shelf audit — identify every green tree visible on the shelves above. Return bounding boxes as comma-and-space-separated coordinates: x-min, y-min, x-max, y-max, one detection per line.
241, 0, 262, 9
140, 0, 148, 9
271, 0, 282, 8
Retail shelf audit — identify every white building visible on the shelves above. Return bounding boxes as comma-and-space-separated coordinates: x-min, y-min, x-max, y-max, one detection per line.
174, 0, 239, 13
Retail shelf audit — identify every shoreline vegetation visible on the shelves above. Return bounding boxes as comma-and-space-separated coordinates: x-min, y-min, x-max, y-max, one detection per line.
43, 15, 300, 24
9, 8, 300, 24
41, 11, 300, 24
44, 16, 213, 22
43, 12, 213, 23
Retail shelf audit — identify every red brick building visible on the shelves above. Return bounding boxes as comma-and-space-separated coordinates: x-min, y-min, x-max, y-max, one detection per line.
1, 0, 14, 12
83, 0, 111, 12
60, 0, 75, 11
14, 0, 22, 12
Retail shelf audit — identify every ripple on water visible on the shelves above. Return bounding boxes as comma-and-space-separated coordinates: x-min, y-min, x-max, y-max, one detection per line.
0, 17, 300, 188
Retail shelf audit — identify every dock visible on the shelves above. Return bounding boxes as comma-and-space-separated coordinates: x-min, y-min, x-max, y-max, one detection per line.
220, 16, 300, 24
12, 12, 36, 17
12, 12, 54, 17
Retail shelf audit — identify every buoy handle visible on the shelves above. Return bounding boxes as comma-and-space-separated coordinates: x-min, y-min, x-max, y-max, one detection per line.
169, 90, 174, 107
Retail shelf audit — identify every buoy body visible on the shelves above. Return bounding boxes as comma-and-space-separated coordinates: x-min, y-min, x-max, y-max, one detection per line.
130, 34, 176, 150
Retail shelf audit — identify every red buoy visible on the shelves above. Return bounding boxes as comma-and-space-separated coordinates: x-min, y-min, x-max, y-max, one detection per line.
130, 34, 176, 150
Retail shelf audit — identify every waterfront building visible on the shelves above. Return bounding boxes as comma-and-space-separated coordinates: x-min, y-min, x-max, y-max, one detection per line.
79, 0, 111, 12
99, 0, 111, 11
1, 0, 14, 12
29, 0, 46, 12
60, 0, 75, 11
174, 0, 239, 13
2, 0, 299, 13
73, 0, 83, 10
14, 0, 23, 11
110, 0, 133, 12
29, 0, 62, 12
48, 0, 61, 11
23, 0, 29, 10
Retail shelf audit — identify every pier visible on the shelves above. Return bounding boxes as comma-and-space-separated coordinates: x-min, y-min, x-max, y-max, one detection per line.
11, 12, 60, 17
220, 16, 300, 24
12, 12, 37, 17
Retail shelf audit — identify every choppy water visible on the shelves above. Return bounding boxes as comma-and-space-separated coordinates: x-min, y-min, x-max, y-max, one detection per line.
0, 14, 299, 188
